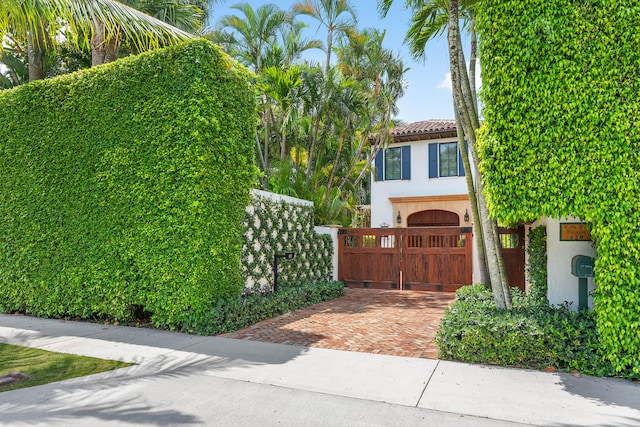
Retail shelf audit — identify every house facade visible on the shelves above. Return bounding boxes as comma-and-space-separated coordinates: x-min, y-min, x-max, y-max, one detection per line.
371, 120, 473, 229
367, 120, 595, 309
368, 119, 525, 292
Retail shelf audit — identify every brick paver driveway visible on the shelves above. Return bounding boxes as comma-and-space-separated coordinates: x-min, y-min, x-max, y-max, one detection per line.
221, 288, 455, 359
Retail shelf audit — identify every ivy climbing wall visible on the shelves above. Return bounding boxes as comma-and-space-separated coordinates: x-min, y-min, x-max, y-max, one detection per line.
477, 0, 640, 377
242, 190, 333, 292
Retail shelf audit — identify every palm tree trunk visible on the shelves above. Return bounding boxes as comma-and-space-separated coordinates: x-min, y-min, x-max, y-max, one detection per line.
262, 109, 270, 190
325, 121, 348, 199
455, 109, 489, 284
347, 136, 384, 196
305, 108, 322, 183
468, 17, 478, 110
91, 20, 107, 66
255, 133, 266, 172
448, 0, 509, 309
280, 130, 287, 160
307, 25, 335, 183
104, 35, 120, 63
337, 132, 367, 192
324, 27, 333, 76
91, 21, 120, 65
27, 25, 46, 81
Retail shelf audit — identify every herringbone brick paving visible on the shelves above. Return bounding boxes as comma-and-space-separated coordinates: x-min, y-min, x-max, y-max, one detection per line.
220, 288, 455, 359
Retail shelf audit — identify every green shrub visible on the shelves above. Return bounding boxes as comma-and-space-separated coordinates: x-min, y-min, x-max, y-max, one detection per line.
0, 40, 257, 330
188, 281, 344, 335
437, 285, 622, 378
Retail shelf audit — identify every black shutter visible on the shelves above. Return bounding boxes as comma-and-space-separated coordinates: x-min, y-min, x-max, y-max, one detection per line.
401, 146, 411, 180
429, 143, 438, 178
458, 142, 465, 177
374, 150, 384, 181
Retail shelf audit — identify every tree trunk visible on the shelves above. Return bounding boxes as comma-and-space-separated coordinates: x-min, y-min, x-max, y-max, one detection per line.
469, 18, 478, 110
27, 26, 46, 81
104, 36, 120, 63
305, 104, 322, 183
307, 26, 334, 183
448, 0, 509, 309
262, 109, 270, 190
91, 20, 106, 66
324, 27, 333, 76
337, 132, 367, 192
325, 121, 348, 200
280, 131, 287, 160
455, 109, 489, 284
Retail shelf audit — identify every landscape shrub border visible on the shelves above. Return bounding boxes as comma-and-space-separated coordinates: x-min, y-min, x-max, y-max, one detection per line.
436, 285, 613, 377
187, 280, 344, 335
477, 0, 640, 376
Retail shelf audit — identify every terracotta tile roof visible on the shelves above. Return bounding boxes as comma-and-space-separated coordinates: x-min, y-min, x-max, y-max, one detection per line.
391, 119, 457, 142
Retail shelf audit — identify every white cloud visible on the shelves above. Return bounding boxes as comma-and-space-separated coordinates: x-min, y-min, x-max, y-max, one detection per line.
436, 63, 482, 91
437, 72, 452, 90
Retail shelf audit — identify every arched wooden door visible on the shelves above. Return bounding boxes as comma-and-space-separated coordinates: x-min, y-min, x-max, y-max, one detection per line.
407, 209, 459, 227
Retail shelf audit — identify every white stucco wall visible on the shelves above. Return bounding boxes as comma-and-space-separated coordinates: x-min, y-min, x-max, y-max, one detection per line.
370, 137, 469, 227
542, 217, 596, 309
250, 188, 313, 206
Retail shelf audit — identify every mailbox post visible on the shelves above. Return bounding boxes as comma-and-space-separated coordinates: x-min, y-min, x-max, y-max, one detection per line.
571, 255, 594, 310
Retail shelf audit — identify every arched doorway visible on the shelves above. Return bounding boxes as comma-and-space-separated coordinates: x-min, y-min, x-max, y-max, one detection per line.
407, 209, 459, 227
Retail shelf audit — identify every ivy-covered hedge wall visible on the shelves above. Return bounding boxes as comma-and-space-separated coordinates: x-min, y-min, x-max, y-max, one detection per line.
477, 0, 640, 376
0, 40, 257, 330
242, 191, 333, 292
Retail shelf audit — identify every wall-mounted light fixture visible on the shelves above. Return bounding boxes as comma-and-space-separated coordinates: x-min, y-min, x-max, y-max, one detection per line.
464, 209, 470, 223
273, 252, 295, 292
396, 210, 402, 225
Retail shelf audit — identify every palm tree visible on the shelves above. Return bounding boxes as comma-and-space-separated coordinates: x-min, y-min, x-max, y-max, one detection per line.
262, 20, 323, 69
378, 0, 511, 309
292, 0, 356, 76
208, 2, 289, 73
2, 0, 195, 81
446, 0, 511, 308
81, 0, 202, 66
260, 63, 305, 160
207, 2, 296, 189
292, 0, 357, 182
333, 27, 405, 199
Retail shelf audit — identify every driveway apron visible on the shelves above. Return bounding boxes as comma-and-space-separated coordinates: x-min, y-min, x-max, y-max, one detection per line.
221, 288, 455, 358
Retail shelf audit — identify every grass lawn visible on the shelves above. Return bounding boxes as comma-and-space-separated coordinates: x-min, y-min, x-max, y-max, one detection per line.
0, 343, 132, 392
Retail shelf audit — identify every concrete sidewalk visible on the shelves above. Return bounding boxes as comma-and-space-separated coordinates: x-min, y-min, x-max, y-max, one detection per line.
1, 314, 639, 426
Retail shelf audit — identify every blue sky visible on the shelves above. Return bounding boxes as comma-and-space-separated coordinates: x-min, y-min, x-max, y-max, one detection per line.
206, 1, 457, 124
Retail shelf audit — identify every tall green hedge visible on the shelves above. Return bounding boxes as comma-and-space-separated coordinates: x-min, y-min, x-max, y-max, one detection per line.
477, 0, 640, 376
0, 40, 257, 330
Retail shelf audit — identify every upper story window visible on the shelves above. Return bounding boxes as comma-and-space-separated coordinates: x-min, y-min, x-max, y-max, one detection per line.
385, 147, 401, 180
374, 146, 411, 181
429, 141, 466, 178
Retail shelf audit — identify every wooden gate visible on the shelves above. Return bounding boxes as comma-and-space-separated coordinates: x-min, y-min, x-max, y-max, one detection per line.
338, 227, 473, 292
